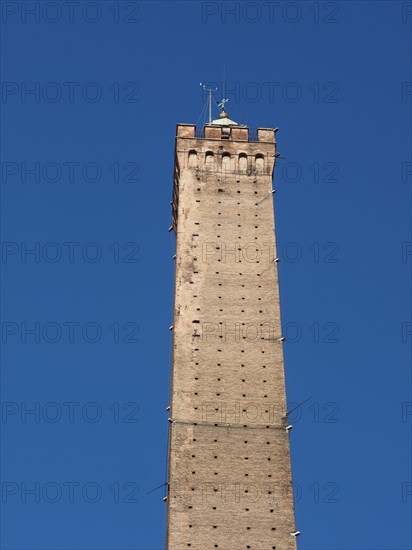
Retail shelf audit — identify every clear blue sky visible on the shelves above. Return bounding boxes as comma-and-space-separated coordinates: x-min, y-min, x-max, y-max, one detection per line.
0, 1, 411, 549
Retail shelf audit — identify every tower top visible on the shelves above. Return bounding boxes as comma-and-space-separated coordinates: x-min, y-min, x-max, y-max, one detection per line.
200, 68, 243, 127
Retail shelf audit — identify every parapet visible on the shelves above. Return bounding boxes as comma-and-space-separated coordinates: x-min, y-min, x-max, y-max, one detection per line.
176, 124, 277, 143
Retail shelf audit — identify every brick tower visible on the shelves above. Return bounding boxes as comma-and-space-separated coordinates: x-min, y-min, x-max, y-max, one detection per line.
166, 111, 297, 550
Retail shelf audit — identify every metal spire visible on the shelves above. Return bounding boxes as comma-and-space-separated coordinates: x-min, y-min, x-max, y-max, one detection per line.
217, 65, 229, 118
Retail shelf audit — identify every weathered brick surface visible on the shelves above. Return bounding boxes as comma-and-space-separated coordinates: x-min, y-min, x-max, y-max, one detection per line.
166, 125, 297, 550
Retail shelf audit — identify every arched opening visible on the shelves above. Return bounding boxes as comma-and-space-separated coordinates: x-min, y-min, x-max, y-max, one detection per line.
205, 151, 214, 171
222, 153, 231, 172
188, 150, 198, 168
239, 154, 247, 173
255, 155, 264, 174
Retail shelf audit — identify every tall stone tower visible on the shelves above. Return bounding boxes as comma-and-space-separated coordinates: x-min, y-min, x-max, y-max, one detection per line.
166, 110, 297, 550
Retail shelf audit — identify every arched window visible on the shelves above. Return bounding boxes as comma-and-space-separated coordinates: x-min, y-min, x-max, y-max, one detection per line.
222, 153, 231, 172
188, 150, 198, 168
239, 154, 247, 173
205, 151, 214, 171
256, 155, 264, 174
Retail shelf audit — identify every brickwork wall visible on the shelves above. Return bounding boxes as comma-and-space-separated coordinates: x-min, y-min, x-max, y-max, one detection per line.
166, 125, 297, 550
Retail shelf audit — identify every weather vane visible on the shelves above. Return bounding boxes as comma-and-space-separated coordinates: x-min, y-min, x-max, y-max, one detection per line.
217, 98, 229, 112
200, 68, 230, 123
